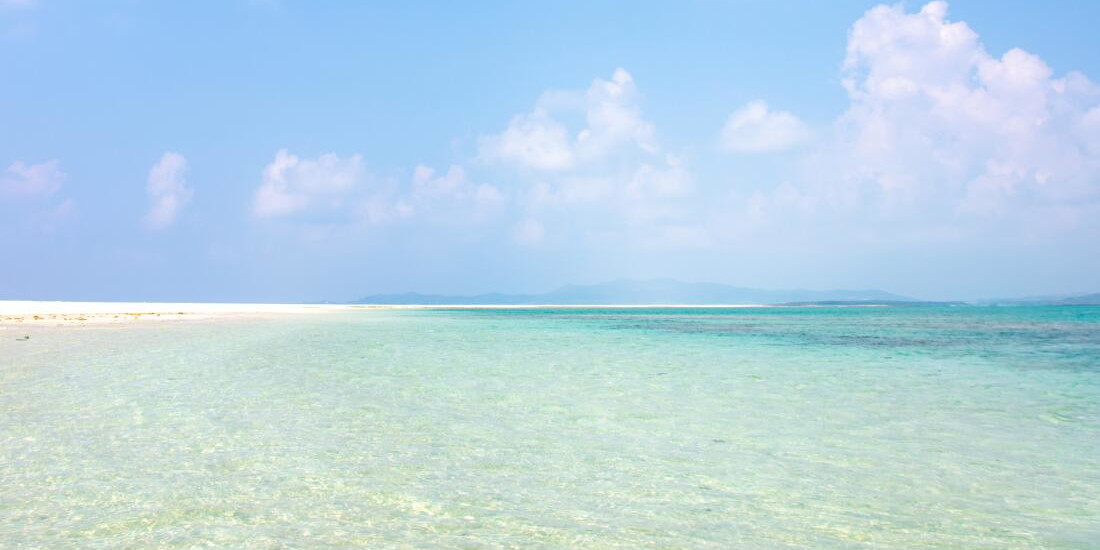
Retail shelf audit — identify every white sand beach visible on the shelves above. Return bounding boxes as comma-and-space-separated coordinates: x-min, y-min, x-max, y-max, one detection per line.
0, 301, 364, 326
0, 302, 774, 326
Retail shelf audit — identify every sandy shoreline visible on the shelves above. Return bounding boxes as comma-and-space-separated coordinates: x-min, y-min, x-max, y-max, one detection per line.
0, 301, 366, 326
0, 301, 772, 326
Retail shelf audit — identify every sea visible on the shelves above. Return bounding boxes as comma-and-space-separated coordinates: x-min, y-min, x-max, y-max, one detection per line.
2, 306, 1098, 548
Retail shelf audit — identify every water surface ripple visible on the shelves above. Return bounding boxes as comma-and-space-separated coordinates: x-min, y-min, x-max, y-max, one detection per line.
2, 306, 1098, 548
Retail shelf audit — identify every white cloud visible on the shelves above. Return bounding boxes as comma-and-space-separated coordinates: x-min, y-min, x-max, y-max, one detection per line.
412, 164, 467, 199
829, 1, 1100, 215
356, 196, 413, 226
403, 163, 506, 222
250, 150, 504, 230
473, 183, 506, 211
577, 68, 657, 160
480, 69, 697, 248
720, 101, 811, 153
621, 156, 695, 228
252, 149, 365, 218
0, 159, 65, 199
479, 68, 656, 171
246, 71, 686, 248
626, 155, 692, 200
739, 1, 1100, 238
144, 152, 192, 229
0, 159, 77, 233
477, 111, 574, 171
232, 2, 1098, 261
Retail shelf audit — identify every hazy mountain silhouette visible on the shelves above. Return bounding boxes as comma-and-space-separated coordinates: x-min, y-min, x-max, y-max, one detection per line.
355, 278, 914, 305
978, 292, 1100, 306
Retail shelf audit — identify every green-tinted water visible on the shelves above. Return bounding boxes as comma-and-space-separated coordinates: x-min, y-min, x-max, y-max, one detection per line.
2, 307, 1099, 548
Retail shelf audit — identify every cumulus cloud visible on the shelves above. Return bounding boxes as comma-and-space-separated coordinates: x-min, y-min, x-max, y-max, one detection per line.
356, 195, 413, 226
144, 152, 192, 229
479, 68, 656, 171
480, 68, 696, 247
720, 101, 811, 153
830, 0, 1100, 215
405, 163, 506, 222
250, 150, 504, 229
252, 149, 365, 218
0, 159, 65, 199
626, 155, 692, 200
412, 164, 467, 199
738, 0, 1100, 239
523, 155, 691, 213
477, 112, 574, 171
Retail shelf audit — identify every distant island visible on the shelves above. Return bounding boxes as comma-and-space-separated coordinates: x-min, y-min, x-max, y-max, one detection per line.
356, 279, 1100, 306
978, 293, 1100, 306
356, 279, 916, 306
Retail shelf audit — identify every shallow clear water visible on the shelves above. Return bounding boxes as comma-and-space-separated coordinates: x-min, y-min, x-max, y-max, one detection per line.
2, 306, 1099, 549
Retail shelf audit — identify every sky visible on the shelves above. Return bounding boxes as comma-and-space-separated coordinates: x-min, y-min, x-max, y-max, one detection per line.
2, 0, 1099, 302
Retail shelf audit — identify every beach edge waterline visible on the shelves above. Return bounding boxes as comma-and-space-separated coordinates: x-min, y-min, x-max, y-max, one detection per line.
0, 301, 780, 326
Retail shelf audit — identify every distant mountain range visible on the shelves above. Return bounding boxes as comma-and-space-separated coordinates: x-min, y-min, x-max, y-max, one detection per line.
978, 292, 1100, 306
355, 279, 916, 305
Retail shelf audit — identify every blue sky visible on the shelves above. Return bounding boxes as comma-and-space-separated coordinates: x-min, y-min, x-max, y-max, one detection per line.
2, 0, 1099, 302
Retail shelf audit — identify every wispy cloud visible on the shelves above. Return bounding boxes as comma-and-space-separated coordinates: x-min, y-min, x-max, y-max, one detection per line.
1, 159, 78, 233
252, 149, 365, 219
251, 150, 505, 229
478, 68, 656, 171
720, 101, 811, 153
145, 152, 192, 229
735, 1, 1100, 241
408, 164, 505, 222
512, 218, 545, 246
480, 68, 697, 248
0, 159, 65, 199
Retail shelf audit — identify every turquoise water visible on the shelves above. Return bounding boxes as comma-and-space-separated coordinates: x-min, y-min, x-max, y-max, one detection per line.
2, 306, 1099, 548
